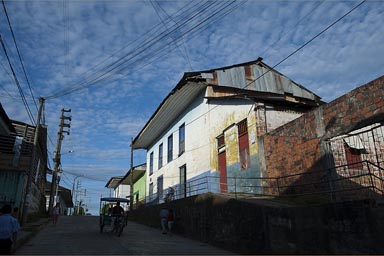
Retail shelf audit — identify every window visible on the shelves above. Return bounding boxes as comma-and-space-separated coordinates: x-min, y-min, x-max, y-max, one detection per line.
168, 135, 173, 163
157, 175, 163, 202
344, 142, 363, 170
179, 165, 186, 198
217, 134, 225, 150
149, 152, 154, 175
158, 143, 163, 169
238, 119, 250, 170
179, 123, 185, 156
149, 182, 153, 202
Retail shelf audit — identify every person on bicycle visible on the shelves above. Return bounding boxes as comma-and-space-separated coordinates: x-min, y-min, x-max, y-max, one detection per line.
111, 202, 124, 230
112, 202, 124, 216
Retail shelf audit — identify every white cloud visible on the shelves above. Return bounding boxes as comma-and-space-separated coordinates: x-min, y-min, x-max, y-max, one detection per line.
1, 0, 383, 213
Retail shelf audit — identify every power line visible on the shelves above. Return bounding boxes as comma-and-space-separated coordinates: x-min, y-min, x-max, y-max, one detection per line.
63, 169, 109, 182
260, 0, 325, 58
2, 0, 39, 112
151, 0, 194, 71
133, 1, 367, 164
45, 1, 244, 100
45, 1, 201, 99
46, 1, 216, 99
243, 0, 366, 91
0, 34, 35, 125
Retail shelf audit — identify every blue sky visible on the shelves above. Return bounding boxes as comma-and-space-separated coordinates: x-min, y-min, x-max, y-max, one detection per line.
0, 0, 383, 214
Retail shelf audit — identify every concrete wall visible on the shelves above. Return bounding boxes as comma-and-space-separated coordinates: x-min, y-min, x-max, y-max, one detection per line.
145, 91, 212, 203
263, 76, 384, 190
115, 184, 130, 199
133, 174, 146, 207
144, 88, 313, 202
128, 193, 384, 254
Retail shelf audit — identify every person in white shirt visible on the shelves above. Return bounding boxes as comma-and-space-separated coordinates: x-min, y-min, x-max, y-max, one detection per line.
0, 204, 20, 254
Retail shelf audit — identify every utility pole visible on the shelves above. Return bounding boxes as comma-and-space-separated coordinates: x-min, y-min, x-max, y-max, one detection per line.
21, 97, 44, 226
74, 180, 81, 215
70, 175, 82, 215
48, 108, 71, 215
130, 137, 134, 211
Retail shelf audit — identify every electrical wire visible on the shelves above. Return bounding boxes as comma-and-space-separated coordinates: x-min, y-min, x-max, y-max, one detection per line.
64, 169, 109, 182
243, 0, 366, 91
0, 35, 35, 125
259, 0, 326, 58
151, 0, 193, 71
131, 1, 367, 167
46, 1, 217, 99
45, 1, 244, 100
1, 0, 39, 112
45, 1, 202, 99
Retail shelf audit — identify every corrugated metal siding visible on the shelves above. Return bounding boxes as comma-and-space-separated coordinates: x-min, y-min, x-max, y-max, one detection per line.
216, 64, 316, 101
0, 171, 25, 207
217, 67, 246, 89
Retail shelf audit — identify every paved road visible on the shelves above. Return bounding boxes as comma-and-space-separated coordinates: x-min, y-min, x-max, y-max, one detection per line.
16, 216, 233, 255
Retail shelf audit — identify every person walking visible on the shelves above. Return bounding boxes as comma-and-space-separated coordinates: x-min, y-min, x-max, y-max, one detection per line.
0, 204, 20, 254
52, 203, 60, 225
167, 209, 174, 235
159, 207, 168, 234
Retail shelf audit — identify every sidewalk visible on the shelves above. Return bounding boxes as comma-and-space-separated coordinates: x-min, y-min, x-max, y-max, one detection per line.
14, 217, 49, 251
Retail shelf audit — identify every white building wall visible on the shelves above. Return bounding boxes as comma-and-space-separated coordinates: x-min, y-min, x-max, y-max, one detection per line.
114, 184, 130, 199
146, 92, 211, 203
265, 107, 304, 132
145, 90, 258, 203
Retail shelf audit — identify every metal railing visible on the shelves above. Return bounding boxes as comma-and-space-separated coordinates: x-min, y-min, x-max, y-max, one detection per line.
156, 160, 384, 204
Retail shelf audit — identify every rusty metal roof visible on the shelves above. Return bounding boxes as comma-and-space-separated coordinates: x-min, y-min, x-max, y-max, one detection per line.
199, 58, 321, 101
132, 58, 321, 149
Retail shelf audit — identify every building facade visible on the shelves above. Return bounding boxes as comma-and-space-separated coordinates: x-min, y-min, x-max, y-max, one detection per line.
119, 163, 146, 209
0, 103, 48, 219
132, 58, 322, 204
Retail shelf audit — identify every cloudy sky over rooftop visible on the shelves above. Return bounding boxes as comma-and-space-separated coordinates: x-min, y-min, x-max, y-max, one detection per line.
1, 0, 383, 213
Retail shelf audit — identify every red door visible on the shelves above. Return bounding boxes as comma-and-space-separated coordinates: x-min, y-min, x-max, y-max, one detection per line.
218, 151, 227, 193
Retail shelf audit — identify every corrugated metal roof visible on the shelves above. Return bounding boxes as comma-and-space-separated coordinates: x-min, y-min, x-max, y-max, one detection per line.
215, 63, 317, 101
132, 58, 321, 150
133, 81, 206, 149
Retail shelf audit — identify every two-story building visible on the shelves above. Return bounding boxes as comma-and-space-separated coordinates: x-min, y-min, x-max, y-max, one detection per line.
132, 58, 323, 204
0, 103, 48, 219
119, 163, 146, 209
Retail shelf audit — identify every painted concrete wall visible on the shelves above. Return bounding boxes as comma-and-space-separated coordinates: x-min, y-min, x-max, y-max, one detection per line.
115, 184, 130, 199
133, 174, 146, 206
146, 91, 212, 203
265, 107, 304, 133
144, 88, 313, 202
129, 193, 384, 254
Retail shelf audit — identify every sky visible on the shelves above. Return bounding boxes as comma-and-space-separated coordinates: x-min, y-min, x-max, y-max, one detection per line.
0, 0, 383, 215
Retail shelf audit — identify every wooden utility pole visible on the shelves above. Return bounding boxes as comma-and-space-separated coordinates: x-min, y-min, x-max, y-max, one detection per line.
21, 97, 44, 226
48, 108, 71, 215
130, 137, 134, 211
